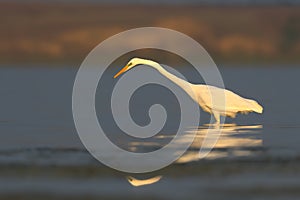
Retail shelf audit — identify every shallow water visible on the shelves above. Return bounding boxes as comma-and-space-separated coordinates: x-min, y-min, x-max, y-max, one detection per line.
0, 65, 300, 199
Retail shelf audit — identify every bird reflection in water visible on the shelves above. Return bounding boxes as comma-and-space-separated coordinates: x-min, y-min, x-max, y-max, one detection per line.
126, 175, 162, 187
177, 123, 263, 163
126, 123, 262, 186
128, 123, 263, 163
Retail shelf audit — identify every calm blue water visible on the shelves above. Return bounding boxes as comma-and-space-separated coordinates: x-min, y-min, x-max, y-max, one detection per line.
0, 65, 300, 199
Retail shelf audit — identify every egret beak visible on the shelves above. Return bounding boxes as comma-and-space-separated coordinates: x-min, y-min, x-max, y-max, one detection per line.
114, 65, 129, 78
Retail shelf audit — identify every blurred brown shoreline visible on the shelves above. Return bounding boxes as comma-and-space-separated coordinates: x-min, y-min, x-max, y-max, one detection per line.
1, 2, 299, 64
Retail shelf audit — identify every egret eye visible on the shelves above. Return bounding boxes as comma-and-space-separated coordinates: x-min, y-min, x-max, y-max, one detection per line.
128, 62, 132, 67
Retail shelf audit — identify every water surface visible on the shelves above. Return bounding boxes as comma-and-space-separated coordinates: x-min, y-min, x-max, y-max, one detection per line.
0, 65, 300, 199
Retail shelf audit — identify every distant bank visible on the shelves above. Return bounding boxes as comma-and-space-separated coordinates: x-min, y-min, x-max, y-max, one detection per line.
2, 0, 300, 5
1, 2, 299, 64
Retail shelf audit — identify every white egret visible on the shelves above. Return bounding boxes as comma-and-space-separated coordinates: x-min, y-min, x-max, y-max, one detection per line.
114, 58, 263, 123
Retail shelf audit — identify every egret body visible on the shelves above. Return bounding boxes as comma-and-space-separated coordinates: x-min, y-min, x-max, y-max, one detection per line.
114, 58, 263, 124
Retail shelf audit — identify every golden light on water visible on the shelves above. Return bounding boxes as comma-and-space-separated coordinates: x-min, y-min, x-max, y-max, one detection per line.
127, 124, 262, 164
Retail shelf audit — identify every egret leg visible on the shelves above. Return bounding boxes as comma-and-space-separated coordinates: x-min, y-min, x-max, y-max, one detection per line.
212, 112, 220, 125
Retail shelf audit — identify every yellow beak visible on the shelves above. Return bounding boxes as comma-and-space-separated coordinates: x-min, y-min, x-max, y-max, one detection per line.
114, 65, 129, 78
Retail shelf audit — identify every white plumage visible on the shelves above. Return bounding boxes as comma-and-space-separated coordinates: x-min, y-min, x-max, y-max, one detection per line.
193, 84, 263, 122
114, 58, 263, 124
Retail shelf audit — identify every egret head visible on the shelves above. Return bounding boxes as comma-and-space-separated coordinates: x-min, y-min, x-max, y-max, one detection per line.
113, 57, 149, 78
